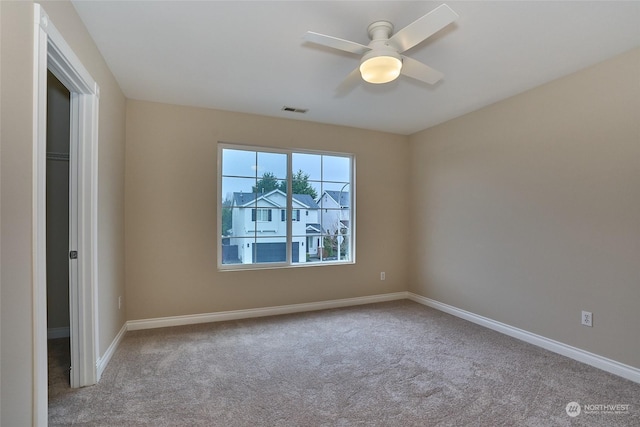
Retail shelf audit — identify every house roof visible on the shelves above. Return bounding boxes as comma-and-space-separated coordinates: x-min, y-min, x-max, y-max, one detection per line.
323, 190, 350, 208
233, 191, 319, 209
233, 192, 259, 206
306, 224, 322, 234
292, 194, 319, 209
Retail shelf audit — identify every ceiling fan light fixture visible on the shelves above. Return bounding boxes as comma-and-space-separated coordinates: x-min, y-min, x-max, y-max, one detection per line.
359, 51, 402, 84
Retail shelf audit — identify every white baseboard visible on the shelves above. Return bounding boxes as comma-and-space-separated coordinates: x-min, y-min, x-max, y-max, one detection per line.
127, 292, 409, 331
47, 327, 70, 339
96, 323, 127, 381
408, 292, 640, 384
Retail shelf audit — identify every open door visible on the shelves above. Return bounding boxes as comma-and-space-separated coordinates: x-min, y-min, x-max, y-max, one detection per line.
33, 5, 100, 424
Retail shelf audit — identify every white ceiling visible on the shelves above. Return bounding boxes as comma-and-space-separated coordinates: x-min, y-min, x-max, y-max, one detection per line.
71, 1, 639, 135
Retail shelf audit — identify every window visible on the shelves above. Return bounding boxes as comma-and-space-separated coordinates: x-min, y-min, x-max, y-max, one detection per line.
252, 209, 271, 222
281, 209, 301, 222
219, 144, 354, 269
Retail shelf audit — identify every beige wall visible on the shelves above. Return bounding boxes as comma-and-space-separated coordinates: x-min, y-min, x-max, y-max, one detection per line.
1, 2, 36, 424
125, 101, 410, 320
408, 48, 640, 369
0, 1, 126, 424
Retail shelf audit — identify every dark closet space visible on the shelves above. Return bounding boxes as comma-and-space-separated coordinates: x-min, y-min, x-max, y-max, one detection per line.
46, 70, 71, 392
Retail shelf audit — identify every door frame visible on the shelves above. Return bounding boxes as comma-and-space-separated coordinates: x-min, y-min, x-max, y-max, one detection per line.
33, 4, 100, 424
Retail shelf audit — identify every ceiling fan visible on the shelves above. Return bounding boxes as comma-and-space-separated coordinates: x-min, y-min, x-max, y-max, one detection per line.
303, 4, 458, 88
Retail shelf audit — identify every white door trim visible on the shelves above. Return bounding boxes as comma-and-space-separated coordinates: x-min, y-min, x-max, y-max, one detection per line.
33, 4, 100, 425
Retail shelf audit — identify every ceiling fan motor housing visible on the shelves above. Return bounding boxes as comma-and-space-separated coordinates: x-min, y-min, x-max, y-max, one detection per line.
367, 21, 394, 41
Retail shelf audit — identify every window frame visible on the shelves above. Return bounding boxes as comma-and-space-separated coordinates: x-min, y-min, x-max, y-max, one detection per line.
252, 208, 272, 222
281, 209, 301, 222
217, 142, 356, 271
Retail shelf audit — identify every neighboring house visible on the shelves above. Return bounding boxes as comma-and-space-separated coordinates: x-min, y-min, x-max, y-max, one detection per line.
225, 190, 320, 263
318, 190, 350, 235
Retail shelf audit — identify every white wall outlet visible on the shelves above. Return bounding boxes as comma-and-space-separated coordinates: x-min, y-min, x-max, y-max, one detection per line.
118, 296, 122, 310
380, 272, 386, 281
581, 310, 592, 327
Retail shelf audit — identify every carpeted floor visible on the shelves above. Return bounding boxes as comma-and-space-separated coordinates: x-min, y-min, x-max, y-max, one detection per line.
48, 337, 71, 398
48, 300, 639, 426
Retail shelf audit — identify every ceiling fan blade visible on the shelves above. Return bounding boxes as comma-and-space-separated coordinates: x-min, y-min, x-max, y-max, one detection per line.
389, 4, 459, 53
303, 31, 371, 55
335, 67, 362, 97
400, 56, 444, 85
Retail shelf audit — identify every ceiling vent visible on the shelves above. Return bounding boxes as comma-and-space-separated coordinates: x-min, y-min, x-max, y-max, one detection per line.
282, 106, 308, 114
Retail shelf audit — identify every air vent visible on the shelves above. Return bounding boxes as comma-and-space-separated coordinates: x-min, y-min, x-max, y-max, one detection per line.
282, 106, 308, 114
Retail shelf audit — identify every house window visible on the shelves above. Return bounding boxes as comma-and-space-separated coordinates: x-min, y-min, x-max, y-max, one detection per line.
252, 209, 271, 222
219, 143, 354, 269
280, 209, 301, 221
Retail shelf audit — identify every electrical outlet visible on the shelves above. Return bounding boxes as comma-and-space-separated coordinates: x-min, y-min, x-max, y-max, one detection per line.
380, 272, 386, 280
581, 311, 592, 327
118, 296, 122, 310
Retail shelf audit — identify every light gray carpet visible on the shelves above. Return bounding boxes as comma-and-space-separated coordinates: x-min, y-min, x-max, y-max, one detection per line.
49, 300, 639, 426
48, 337, 70, 391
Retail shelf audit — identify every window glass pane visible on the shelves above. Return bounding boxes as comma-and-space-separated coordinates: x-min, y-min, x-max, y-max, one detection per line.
221, 207, 242, 238
326, 230, 349, 259
318, 183, 350, 210
320, 232, 339, 261
253, 237, 287, 264
222, 177, 256, 205
295, 233, 316, 263
222, 237, 254, 265
289, 180, 319, 202
320, 208, 346, 235
289, 171, 319, 200
293, 153, 322, 181
323, 155, 350, 182
337, 232, 350, 261
252, 174, 284, 195
222, 149, 256, 177
290, 235, 306, 263
322, 181, 351, 193
257, 152, 287, 180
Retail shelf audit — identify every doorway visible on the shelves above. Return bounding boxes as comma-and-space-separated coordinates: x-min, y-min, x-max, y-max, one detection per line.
46, 70, 72, 393
33, 5, 101, 424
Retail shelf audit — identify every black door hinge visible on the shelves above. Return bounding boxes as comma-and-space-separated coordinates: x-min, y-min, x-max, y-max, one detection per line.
69, 251, 78, 259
